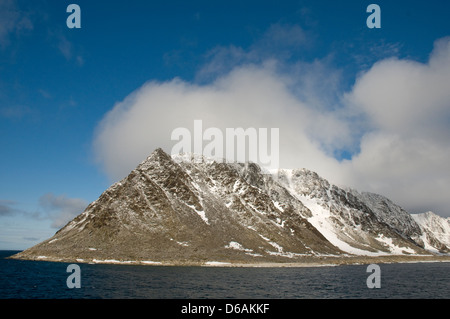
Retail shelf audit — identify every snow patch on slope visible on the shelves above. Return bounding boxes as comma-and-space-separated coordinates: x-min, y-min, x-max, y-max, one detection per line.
412, 212, 450, 254
298, 195, 381, 256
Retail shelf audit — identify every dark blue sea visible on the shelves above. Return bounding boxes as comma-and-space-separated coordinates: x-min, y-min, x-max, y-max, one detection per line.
1, 251, 449, 300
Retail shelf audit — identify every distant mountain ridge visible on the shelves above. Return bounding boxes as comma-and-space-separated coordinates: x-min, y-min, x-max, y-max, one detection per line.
411, 211, 450, 254
11, 148, 450, 265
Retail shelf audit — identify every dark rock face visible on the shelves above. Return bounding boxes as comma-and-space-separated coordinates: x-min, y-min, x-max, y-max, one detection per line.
12, 149, 448, 265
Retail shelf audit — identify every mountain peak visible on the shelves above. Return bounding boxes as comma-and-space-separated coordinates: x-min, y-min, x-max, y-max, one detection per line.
137, 147, 174, 171
148, 147, 171, 161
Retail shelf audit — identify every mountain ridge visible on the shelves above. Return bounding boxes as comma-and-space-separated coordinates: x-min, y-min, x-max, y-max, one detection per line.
11, 148, 450, 266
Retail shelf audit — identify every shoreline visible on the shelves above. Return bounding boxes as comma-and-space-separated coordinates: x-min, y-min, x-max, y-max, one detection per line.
7, 253, 450, 268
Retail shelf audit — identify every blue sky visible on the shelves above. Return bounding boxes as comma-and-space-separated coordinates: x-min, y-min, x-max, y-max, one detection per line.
1, 0, 450, 250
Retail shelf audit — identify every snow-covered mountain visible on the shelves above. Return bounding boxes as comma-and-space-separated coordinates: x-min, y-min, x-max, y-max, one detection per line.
12, 149, 449, 265
411, 212, 450, 254
271, 169, 435, 256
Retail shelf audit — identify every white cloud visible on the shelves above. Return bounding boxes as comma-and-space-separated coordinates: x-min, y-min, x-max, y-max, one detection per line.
58, 35, 73, 60
342, 37, 450, 216
0, 105, 35, 119
0, 194, 88, 229
197, 23, 310, 82
0, 0, 33, 47
93, 63, 343, 183
55, 34, 84, 66
0, 200, 19, 216
93, 32, 450, 218
38, 193, 88, 228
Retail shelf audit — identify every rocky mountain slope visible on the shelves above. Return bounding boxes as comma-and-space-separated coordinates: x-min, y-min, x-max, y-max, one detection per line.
11, 149, 449, 265
411, 212, 450, 254
271, 169, 440, 256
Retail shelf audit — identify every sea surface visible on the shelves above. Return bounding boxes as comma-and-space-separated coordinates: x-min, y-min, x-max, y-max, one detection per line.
1, 250, 449, 299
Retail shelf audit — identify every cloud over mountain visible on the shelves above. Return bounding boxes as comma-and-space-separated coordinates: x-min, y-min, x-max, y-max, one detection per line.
93, 31, 450, 218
